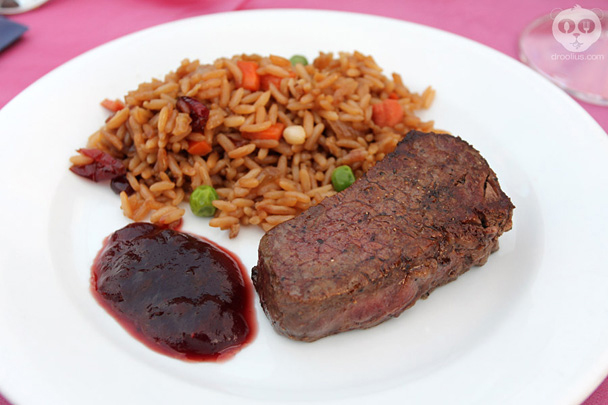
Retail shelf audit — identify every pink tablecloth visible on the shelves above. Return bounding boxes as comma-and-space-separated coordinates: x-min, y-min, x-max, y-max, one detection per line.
1, 0, 606, 404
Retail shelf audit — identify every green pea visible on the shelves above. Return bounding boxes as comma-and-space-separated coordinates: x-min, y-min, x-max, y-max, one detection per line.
190, 185, 219, 217
331, 165, 356, 192
289, 55, 308, 66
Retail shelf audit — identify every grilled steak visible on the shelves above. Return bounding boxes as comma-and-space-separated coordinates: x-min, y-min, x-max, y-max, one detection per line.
252, 131, 514, 342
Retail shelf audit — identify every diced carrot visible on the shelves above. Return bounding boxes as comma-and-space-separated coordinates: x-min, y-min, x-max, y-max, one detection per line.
237, 60, 260, 91
242, 123, 285, 140
260, 75, 283, 91
101, 98, 125, 112
388, 92, 399, 100
260, 71, 296, 91
372, 99, 404, 127
187, 140, 212, 156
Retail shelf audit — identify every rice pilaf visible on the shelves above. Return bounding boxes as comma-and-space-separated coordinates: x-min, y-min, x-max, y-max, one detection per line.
70, 51, 437, 237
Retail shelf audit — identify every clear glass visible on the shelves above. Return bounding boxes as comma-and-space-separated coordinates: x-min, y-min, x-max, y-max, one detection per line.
519, 8, 608, 106
0, 0, 49, 14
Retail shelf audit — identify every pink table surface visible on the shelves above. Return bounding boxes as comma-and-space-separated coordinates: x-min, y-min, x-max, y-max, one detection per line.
0, 0, 607, 404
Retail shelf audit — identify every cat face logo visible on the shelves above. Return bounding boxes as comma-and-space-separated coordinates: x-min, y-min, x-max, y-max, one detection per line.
552, 5, 603, 52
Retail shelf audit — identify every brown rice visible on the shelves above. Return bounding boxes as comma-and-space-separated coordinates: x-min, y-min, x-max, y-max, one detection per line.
71, 51, 438, 237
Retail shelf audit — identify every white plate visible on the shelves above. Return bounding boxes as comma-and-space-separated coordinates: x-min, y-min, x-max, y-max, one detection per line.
1, 9, 607, 405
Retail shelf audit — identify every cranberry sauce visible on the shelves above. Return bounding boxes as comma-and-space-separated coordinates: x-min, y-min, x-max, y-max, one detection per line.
91, 222, 256, 362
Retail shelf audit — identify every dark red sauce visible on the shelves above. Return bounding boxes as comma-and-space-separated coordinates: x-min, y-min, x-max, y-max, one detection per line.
91, 222, 256, 362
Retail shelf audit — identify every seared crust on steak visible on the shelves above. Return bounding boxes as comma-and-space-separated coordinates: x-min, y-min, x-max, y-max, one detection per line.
252, 131, 514, 342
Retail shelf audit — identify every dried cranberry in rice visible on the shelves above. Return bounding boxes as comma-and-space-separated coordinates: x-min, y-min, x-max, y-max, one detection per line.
110, 175, 134, 196
70, 148, 126, 182
176, 96, 209, 133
